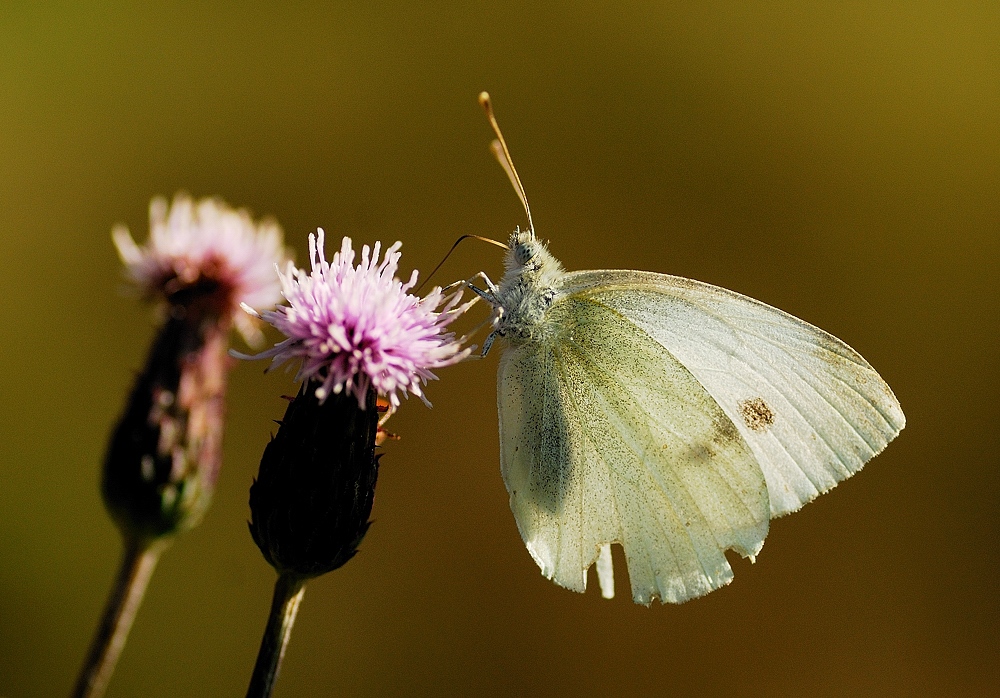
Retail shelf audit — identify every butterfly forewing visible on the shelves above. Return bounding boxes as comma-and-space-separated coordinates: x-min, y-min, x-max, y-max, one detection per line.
498, 296, 770, 605
560, 271, 905, 518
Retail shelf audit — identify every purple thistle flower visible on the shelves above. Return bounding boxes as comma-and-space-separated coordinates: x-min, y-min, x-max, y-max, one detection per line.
113, 194, 289, 344
73, 195, 292, 698
241, 229, 474, 409
101, 194, 293, 539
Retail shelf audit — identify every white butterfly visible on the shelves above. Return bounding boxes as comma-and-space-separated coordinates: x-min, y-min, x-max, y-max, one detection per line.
469, 93, 905, 606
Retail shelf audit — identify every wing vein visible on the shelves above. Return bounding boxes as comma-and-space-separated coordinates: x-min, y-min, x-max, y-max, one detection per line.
564, 337, 731, 596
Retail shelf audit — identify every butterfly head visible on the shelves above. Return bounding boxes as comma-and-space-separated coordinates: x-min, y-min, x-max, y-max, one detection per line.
503, 227, 561, 277
497, 226, 565, 308
507, 228, 538, 267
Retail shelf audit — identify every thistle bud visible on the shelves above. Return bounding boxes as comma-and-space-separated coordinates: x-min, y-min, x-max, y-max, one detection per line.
249, 383, 380, 577
102, 298, 229, 539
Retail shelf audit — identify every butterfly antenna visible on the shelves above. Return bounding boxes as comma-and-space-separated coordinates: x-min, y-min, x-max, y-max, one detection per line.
479, 91, 534, 237
415, 234, 509, 294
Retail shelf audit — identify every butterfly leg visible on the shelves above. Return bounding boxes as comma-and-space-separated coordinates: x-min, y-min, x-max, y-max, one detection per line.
465, 271, 500, 304
438, 279, 468, 293
450, 301, 501, 360
481, 325, 501, 357
463, 272, 506, 356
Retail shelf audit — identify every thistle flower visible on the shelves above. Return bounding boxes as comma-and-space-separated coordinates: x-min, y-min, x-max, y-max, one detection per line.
244, 230, 473, 575
113, 194, 287, 345
241, 228, 473, 408
103, 194, 290, 539
242, 232, 472, 698
74, 195, 290, 698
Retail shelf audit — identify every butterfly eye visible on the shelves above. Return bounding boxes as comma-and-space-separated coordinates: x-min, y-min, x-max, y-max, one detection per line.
514, 242, 535, 266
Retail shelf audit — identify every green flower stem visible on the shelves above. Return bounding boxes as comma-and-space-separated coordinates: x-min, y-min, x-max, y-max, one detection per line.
246, 573, 307, 698
71, 537, 167, 698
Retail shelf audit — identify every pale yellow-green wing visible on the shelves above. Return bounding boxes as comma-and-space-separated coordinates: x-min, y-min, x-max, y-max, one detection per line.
497, 297, 770, 605
559, 271, 905, 518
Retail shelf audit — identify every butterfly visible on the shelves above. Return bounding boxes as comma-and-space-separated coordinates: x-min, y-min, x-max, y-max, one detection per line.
468, 93, 905, 606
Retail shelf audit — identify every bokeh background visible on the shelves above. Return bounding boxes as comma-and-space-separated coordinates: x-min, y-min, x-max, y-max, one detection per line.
1, 3, 996, 696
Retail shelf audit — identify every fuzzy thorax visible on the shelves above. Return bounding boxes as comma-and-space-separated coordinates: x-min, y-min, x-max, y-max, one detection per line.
495, 229, 566, 345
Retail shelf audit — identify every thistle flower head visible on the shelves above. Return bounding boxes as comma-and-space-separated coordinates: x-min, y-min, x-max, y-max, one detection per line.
113, 194, 290, 343
104, 194, 290, 541
243, 229, 473, 409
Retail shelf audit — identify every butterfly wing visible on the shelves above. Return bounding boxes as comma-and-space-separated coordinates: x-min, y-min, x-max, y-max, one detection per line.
498, 296, 770, 605
558, 270, 905, 518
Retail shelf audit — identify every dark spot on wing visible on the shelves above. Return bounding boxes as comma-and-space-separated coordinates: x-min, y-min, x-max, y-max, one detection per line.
678, 416, 743, 465
738, 398, 775, 432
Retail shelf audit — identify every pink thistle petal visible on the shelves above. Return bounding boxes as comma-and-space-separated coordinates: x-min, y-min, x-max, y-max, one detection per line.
114, 194, 291, 344
239, 230, 472, 408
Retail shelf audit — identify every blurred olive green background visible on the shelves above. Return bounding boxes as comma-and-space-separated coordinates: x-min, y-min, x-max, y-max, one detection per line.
1, 3, 996, 696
